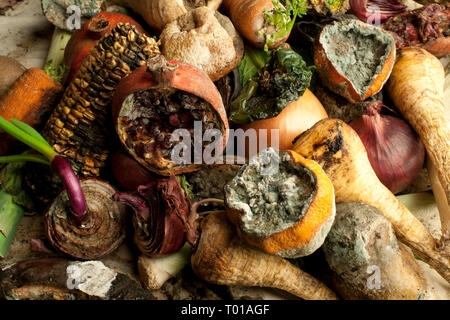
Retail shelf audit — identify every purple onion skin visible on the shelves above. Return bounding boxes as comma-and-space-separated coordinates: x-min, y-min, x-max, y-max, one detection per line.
111, 152, 157, 191
350, 102, 425, 194
51, 155, 88, 224
350, 0, 407, 24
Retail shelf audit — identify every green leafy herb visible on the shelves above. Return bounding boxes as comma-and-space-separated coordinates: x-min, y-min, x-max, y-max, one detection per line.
230, 47, 315, 124
263, 0, 308, 51
238, 46, 271, 88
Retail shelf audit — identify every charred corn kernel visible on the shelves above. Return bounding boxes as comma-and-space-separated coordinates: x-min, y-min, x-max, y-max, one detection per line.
41, 23, 160, 178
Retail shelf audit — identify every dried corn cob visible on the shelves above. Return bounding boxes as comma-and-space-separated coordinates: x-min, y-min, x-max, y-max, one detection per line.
44, 23, 160, 177
26, 23, 160, 206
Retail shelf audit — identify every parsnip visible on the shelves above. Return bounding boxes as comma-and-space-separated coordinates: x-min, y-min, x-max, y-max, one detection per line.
292, 118, 450, 283
191, 211, 339, 300
386, 47, 449, 214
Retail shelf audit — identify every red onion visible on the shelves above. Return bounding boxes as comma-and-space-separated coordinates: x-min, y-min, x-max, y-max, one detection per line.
350, 101, 425, 194
350, 0, 407, 24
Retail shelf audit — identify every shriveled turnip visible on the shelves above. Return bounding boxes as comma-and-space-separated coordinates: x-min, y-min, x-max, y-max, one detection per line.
292, 118, 450, 283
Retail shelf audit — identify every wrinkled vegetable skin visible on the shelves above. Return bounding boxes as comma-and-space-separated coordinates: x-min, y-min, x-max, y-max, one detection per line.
387, 48, 449, 208
292, 119, 450, 283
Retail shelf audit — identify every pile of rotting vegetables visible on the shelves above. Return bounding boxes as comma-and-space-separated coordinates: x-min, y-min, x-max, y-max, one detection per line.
0, 0, 449, 300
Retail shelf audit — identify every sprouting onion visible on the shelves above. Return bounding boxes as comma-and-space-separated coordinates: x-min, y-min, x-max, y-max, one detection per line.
0, 116, 87, 224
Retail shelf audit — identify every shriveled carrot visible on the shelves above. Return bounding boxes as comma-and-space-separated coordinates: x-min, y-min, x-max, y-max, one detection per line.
292, 118, 450, 283
0, 68, 63, 156
386, 47, 450, 239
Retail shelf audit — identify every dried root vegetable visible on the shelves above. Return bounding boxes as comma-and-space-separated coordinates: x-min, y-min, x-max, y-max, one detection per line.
292, 119, 450, 283
160, 7, 244, 82
314, 19, 396, 103
110, 0, 223, 33
323, 202, 427, 300
386, 47, 450, 238
225, 148, 335, 258
0, 68, 63, 156
191, 211, 338, 300
112, 55, 229, 176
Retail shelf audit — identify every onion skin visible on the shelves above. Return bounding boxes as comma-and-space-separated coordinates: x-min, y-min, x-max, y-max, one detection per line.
349, 101, 425, 194
111, 151, 157, 191
239, 89, 327, 158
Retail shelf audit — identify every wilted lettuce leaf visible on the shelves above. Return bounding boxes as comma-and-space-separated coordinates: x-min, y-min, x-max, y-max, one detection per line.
238, 46, 271, 88
230, 47, 315, 124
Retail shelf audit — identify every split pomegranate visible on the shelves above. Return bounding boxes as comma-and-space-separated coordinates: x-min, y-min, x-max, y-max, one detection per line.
112, 55, 229, 176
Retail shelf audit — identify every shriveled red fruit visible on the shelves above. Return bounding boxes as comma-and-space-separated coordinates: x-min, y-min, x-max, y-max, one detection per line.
112, 55, 229, 176
63, 11, 148, 85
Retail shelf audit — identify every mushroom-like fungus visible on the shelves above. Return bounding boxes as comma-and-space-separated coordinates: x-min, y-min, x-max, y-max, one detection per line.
225, 148, 335, 258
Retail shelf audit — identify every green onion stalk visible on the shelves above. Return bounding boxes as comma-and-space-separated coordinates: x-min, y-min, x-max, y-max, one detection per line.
0, 117, 88, 225
44, 27, 72, 83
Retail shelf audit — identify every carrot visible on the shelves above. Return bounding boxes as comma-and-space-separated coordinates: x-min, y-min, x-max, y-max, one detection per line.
292, 118, 450, 283
386, 47, 450, 240
0, 68, 63, 156
221, 0, 294, 49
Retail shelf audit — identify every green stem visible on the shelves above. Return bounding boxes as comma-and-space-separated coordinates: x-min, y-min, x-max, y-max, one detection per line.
0, 155, 50, 166
44, 27, 72, 83
0, 117, 56, 160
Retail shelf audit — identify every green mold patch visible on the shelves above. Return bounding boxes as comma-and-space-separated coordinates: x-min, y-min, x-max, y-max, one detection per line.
225, 148, 317, 238
319, 20, 395, 98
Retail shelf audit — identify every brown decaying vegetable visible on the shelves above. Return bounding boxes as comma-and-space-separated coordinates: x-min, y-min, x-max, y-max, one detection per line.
0, 68, 63, 156
160, 7, 244, 82
221, 0, 290, 49
323, 202, 427, 300
386, 47, 449, 230
45, 178, 128, 260
191, 211, 339, 300
292, 118, 450, 283
0, 56, 26, 98
110, 0, 222, 33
